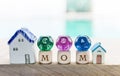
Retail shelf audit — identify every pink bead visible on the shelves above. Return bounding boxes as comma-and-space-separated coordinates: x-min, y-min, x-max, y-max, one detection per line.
56, 36, 72, 51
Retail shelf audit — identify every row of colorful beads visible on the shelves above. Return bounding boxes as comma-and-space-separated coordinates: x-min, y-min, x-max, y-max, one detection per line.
37, 35, 91, 51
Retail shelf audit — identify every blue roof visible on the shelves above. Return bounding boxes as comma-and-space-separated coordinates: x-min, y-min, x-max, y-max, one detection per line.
91, 42, 106, 53
8, 28, 37, 45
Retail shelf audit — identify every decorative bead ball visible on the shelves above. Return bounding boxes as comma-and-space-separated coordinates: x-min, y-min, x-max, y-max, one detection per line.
37, 36, 54, 51
56, 36, 72, 51
75, 35, 91, 51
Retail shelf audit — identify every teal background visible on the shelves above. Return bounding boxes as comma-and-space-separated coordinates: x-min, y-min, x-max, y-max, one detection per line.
66, 20, 92, 37
67, 0, 91, 12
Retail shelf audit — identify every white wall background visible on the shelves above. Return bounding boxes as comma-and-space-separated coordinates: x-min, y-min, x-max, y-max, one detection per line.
0, 0, 66, 38
92, 0, 120, 38
0, 0, 120, 38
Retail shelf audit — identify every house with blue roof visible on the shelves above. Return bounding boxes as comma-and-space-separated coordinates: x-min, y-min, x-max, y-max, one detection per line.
91, 42, 106, 64
8, 28, 37, 64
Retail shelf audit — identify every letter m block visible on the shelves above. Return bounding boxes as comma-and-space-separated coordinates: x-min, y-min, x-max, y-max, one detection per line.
39, 51, 52, 64
76, 51, 89, 64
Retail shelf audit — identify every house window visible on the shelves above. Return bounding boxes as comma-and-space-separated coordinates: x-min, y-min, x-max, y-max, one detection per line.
18, 39, 24, 42
13, 47, 18, 51
97, 50, 101, 52
18, 39, 21, 42
21, 39, 24, 42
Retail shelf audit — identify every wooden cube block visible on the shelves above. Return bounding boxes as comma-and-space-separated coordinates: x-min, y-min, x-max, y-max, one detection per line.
58, 51, 71, 64
39, 51, 52, 64
76, 51, 89, 64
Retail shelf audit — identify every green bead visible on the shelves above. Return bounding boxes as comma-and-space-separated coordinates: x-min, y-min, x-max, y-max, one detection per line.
37, 36, 54, 51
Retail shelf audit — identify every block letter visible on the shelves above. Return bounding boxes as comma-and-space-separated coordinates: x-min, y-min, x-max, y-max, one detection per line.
58, 51, 70, 64
61, 55, 68, 61
39, 51, 52, 64
76, 51, 89, 64
41, 55, 49, 61
79, 55, 87, 61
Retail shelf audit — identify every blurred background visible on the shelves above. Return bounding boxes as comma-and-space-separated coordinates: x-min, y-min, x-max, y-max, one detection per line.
0, 0, 120, 64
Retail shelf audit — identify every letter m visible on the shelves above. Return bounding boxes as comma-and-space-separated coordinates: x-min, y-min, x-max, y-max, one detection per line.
41, 55, 49, 61
79, 55, 87, 61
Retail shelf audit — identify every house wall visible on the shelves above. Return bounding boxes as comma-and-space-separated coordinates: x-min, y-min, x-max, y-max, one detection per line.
92, 47, 105, 64
9, 34, 35, 64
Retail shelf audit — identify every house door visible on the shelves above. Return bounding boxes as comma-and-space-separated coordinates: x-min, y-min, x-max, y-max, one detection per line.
97, 55, 102, 64
25, 54, 30, 64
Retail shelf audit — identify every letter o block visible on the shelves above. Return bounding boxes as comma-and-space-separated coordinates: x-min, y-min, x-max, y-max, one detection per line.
58, 51, 70, 64
39, 51, 52, 64
76, 51, 89, 64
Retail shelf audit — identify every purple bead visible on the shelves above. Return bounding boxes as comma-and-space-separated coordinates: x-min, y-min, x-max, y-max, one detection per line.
56, 36, 72, 51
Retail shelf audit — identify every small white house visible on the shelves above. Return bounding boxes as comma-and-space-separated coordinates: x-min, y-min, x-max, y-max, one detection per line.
91, 42, 106, 64
8, 28, 37, 64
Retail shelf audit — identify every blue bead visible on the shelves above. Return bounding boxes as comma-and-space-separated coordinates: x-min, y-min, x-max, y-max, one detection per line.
75, 35, 91, 51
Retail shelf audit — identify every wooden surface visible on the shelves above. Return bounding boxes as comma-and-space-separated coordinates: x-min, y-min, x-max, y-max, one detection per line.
0, 64, 120, 76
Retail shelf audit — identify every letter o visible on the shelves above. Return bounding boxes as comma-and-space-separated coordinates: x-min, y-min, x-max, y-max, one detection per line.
61, 55, 67, 61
